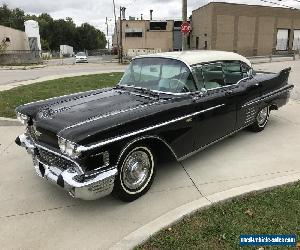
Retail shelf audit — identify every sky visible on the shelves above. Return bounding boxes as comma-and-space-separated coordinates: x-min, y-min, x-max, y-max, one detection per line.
3, 0, 300, 44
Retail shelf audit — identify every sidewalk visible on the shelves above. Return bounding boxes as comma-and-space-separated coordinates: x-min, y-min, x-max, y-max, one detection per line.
0, 101, 299, 249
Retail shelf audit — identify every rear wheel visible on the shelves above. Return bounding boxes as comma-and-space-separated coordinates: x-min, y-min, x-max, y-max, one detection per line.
248, 106, 270, 132
112, 145, 156, 202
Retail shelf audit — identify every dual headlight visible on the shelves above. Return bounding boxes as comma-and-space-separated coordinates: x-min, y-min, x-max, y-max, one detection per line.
16, 112, 30, 125
58, 137, 80, 158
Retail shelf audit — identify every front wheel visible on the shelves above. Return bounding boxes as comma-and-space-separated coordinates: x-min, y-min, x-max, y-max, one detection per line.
112, 145, 156, 202
248, 106, 270, 132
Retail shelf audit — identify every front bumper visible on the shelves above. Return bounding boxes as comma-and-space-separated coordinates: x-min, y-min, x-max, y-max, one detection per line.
75, 58, 88, 63
16, 134, 117, 200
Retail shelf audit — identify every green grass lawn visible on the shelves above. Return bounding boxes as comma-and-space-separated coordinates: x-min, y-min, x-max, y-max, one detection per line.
137, 182, 300, 250
0, 72, 123, 118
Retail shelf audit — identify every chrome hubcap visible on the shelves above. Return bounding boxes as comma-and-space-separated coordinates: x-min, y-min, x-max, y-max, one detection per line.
122, 150, 152, 191
257, 107, 269, 126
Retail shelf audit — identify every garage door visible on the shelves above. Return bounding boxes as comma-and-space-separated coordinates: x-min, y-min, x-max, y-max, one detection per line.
293, 30, 300, 50
276, 29, 289, 51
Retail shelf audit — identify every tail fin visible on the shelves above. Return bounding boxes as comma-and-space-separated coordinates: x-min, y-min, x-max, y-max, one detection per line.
278, 67, 291, 85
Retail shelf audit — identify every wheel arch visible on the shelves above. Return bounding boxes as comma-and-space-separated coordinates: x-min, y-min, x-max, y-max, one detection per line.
269, 103, 278, 111
116, 135, 178, 167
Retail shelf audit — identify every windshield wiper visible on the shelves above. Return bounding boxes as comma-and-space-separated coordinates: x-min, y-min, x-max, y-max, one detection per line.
133, 87, 160, 99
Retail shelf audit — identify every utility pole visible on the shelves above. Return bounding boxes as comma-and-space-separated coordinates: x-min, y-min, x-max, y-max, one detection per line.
119, 7, 122, 63
106, 17, 110, 50
112, 0, 118, 57
182, 0, 188, 51
119, 6, 126, 63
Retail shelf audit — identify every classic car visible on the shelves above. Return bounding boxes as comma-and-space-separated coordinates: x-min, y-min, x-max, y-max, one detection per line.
15, 51, 294, 202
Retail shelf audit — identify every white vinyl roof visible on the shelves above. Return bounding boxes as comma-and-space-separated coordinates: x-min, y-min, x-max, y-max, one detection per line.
136, 50, 252, 67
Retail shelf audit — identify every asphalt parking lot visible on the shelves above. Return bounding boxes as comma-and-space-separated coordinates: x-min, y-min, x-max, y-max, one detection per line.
0, 60, 300, 249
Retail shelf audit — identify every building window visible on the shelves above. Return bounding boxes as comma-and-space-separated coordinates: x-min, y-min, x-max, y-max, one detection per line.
276, 29, 290, 51
174, 21, 182, 28
125, 32, 143, 37
150, 21, 167, 30
293, 30, 300, 50
196, 37, 199, 49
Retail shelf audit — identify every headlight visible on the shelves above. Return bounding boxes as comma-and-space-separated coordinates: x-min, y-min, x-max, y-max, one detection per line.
58, 137, 80, 158
17, 112, 29, 125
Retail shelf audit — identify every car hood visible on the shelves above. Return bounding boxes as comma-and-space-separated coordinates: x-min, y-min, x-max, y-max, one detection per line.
17, 88, 169, 146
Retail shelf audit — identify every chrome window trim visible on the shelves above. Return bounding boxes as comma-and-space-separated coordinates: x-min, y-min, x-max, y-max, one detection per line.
76, 103, 225, 153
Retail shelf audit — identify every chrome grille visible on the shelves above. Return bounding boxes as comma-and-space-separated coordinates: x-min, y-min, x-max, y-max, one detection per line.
38, 148, 76, 170
27, 126, 37, 142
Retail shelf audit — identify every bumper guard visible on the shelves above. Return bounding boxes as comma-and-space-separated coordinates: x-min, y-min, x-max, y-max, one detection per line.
17, 134, 117, 200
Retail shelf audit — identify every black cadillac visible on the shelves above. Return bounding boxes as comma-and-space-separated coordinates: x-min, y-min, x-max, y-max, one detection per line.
15, 51, 294, 202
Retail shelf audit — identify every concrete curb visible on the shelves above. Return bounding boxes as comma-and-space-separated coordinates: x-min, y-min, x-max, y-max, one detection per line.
0, 117, 21, 126
0, 65, 47, 70
109, 173, 300, 250
0, 70, 123, 91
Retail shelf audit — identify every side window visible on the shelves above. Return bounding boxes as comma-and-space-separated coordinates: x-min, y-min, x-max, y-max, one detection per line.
241, 63, 252, 78
202, 63, 225, 90
192, 66, 204, 90
222, 61, 243, 85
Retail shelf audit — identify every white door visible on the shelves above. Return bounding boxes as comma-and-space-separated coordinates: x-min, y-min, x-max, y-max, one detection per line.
293, 30, 300, 50
276, 29, 289, 51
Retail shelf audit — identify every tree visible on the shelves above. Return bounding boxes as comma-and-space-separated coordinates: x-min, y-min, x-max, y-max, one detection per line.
76, 23, 107, 50
0, 4, 107, 51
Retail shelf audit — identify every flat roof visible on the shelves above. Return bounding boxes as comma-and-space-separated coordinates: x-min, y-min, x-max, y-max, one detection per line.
192, 1, 298, 13
136, 50, 252, 67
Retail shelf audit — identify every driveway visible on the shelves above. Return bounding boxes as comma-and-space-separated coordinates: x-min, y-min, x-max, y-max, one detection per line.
0, 61, 299, 249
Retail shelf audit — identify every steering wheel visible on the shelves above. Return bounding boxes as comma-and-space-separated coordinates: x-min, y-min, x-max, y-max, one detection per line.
169, 79, 189, 93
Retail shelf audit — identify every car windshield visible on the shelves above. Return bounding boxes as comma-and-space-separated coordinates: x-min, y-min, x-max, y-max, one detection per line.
119, 57, 196, 93
77, 52, 86, 56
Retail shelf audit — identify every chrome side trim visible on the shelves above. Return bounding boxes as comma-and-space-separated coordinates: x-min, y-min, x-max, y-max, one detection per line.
242, 85, 293, 108
59, 99, 167, 134
77, 104, 225, 152
116, 135, 179, 167
178, 125, 248, 161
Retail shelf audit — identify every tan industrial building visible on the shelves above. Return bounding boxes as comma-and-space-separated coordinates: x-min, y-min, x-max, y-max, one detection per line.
0, 25, 30, 50
191, 2, 300, 56
112, 18, 184, 56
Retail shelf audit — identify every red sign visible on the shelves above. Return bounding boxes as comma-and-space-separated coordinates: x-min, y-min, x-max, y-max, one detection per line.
181, 22, 191, 34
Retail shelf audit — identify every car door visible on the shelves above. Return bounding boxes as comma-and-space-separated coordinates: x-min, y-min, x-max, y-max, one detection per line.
191, 62, 238, 151
233, 63, 264, 129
